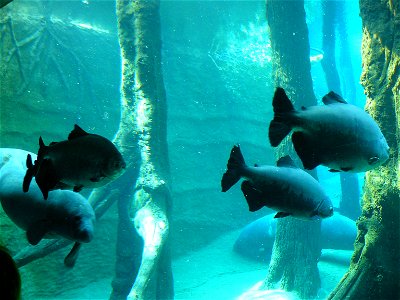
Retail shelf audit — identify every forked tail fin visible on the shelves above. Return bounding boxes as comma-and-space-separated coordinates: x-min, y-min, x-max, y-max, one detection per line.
269, 87, 295, 147
221, 145, 246, 192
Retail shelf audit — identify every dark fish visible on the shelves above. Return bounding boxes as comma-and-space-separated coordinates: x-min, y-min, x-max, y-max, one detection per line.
269, 87, 389, 172
23, 124, 126, 199
0, 0, 13, 9
0, 246, 21, 300
221, 145, 333, 220
1, 162, 95, 267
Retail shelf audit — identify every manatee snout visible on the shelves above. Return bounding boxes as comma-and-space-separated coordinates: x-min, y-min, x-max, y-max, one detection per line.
74, 219, 94, 243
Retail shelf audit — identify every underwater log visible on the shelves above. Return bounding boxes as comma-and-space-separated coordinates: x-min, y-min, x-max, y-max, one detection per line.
328, 0, 400, 299
115, 0, 173, 299
262, 0, 322, 299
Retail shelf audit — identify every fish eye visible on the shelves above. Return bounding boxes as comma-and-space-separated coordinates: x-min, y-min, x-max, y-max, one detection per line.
73, 216, 81, 223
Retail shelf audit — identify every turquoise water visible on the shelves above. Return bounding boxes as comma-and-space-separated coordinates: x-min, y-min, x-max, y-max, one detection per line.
0, 1, 377, 299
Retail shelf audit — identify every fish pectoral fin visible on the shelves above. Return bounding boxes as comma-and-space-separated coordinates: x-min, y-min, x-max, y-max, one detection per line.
35, 159, 58, 200
26, 221, 49, 245
241, 181, 265, 212
340, 167, 353, 172
274, 212, 292, 218
292, 132, 320, 170
64, 242, 82, 268
368, 156, 379, 165
73, 185, 84, 192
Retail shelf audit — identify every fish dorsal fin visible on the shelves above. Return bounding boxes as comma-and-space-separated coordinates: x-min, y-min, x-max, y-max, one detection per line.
277, 155, 297, 168
68, 124, 89, 140
322, 91, 348, 105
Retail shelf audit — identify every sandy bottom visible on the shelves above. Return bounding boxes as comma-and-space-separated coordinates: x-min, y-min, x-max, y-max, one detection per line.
56, 230, 351, 300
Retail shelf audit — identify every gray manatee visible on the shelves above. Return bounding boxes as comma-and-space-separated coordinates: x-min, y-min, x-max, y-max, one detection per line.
0, 148, 95, 267
234, 212, 356, 262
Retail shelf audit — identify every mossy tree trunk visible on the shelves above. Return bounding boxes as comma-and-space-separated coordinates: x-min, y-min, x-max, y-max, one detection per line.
328, 0, 400, 298
262, 1, 322, 298
115, 1, 173, 299
321, 0, 360, 221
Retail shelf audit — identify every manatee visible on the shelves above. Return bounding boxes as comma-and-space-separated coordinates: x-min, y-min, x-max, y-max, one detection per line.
269, 87, 389, 172
234, 212, 357, 262
0, 150, 95, 267
23, 124, 126, 199
221, 145, 333, 220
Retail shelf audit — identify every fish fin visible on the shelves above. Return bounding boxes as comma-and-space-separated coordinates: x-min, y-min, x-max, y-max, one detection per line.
322, 91, 348, 105
241, 180, 265, 212
35, 159, 58, 200
221, 145, 246, 192
269, 88, 295, 147
329, 169, 341, 172
68, 124, 89, 140
73, 185, 84, 192
23, 154, 35, 192
64, 242, 82, 268
292, 132, 320, 170
368, 156, 379, 165
26, 221, 49, 245
276, 155, 297, 168
340, 167, 353, 172
274, 212, 291, 218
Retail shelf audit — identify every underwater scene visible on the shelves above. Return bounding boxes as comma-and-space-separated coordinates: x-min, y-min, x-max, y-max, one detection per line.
0, 0, 399, 299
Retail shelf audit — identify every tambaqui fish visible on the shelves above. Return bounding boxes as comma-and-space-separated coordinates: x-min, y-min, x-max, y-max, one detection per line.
221, 145, 333, 220
23, 124, 126, 199
269, 87, 389, 172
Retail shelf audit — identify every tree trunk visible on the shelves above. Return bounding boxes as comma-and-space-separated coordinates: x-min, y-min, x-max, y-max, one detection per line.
321, 0, 360, 221
263, 1, 322, 298
328, 0, 400, 298
115, 1, 173, 299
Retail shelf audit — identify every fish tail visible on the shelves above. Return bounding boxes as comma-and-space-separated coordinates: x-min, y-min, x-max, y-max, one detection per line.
221, 145, 246, 192
23, 154, 35, 192
269, 87, 295, 147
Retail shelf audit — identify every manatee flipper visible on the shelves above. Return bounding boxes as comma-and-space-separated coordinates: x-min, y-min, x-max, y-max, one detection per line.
26, 221, 49, 245
35, 158, 58, 200
64, 242, 82, 268
292, 132, 320, 170
241, 180, 265, 212
274, 212, 292, 218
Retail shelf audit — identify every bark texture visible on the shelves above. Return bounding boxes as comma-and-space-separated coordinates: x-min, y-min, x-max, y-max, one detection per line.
263, 1, 322, 298
115, 1, 173, 299
328, 0, 400, 298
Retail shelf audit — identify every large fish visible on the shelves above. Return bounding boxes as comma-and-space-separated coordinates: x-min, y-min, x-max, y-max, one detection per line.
221, 145, 333, 220
23, 124, 126, 199
0, 157, 95, 267
269, 87, 389, 172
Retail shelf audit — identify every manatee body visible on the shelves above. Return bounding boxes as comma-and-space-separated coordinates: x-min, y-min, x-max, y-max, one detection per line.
23, 124, 126, 199
234, 212, 357, 262
221, 145, 333, 220
0, 151, 95, 246
269, 87, 389, 172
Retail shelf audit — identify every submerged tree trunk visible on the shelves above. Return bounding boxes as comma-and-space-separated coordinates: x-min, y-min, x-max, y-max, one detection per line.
328, 0, 400, 299
115, 1, 173, 299
263, 1, 322, 298
321, 0, 360, 221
